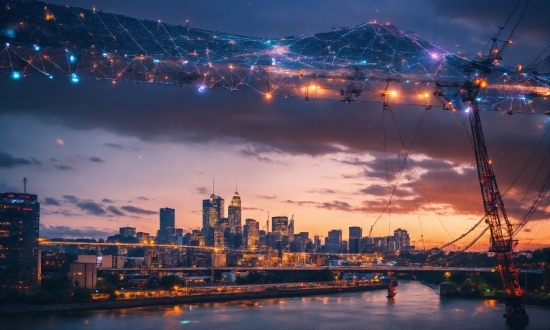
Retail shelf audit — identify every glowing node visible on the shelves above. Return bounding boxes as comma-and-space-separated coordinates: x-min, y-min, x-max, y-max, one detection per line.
153, 59, 160, 63
198, 85, 206, 92
389, 90, 397, 97
465, 107, 471, 113
102, 52, 108, 57
5, 42, 9, 47
265, 93, 272, 99
11, 71, 21, 79
69, 55, 76, 63
33, 45, 40, 51
71, 73, 79, 83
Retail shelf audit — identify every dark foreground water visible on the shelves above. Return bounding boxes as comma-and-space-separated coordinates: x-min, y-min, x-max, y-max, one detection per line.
1, 281, 549, 330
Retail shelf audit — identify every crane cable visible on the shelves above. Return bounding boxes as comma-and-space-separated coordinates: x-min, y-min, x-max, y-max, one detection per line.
366, 109, 427, 238
389, 110, 454, 240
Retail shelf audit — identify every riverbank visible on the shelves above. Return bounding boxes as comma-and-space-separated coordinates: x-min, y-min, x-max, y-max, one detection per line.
0, 283, 386, 315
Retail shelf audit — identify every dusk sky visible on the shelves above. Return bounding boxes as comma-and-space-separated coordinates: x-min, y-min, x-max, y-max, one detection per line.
1, 0, 549, 249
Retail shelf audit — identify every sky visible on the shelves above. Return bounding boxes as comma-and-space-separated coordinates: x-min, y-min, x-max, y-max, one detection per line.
1, 0, 549, 249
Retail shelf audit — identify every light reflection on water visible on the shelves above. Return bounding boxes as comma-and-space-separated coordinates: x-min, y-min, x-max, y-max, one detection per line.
1, 281, 549, 330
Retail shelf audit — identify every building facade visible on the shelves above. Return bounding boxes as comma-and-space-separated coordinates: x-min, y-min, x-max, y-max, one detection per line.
0, 193, 40, 287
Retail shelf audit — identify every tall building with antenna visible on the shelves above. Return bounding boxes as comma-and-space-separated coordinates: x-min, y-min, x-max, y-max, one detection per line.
228, 187, 242, 234
202, 180, 224, 246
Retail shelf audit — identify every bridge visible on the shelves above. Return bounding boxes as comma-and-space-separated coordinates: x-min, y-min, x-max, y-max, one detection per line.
98, 266, 544, 274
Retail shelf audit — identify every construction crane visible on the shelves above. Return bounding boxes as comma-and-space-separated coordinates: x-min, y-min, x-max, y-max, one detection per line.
440, 1, 531, 324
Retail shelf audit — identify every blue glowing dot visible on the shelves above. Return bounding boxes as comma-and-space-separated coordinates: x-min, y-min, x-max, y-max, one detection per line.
71, 73, 79, 83
475, 97, 482, 102
12, 71, 21, 79
486, 289, 490, 293
34, 45, 40, 51
102, 52, 108, 57
180, 320, 190, 325
5, 42, 9, 47
47, 74, 53, 79
198, 86, 206, 92
69, 55, 76, 63
153, 59, 160, 63
405, 80, 410, 83
362, 60, 366, 64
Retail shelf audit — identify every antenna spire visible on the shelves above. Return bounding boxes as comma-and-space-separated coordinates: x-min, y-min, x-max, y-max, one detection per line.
22, 177, 28, 194
212, 177, 215, 195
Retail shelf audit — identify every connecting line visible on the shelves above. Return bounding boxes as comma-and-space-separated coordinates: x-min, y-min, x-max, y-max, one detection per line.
440, 216, 485, 249
389, 110, 454, 240
511, 135, 550, 218
503, 124, 550, 197
428, 226, 490, 266
433, 1, 442, 43
404, 164, 426, 250
368, 109, 427, 237
471, 0, 491, 39
513, 142, 550, 235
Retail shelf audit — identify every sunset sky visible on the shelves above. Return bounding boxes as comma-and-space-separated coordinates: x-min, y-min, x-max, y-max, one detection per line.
1, 0, 549, 249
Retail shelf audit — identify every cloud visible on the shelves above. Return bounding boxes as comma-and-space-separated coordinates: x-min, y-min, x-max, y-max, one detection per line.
103, 143, 123, 149
239, 148, 286, 165
242, 207, 264, 211
88, 156, 106, 163
284, 199, 317, 206
256, 194, 277, 200
307, 188, 337, 194
55, 164, 74, 171
44, 197, 61, 206
136, 196, 150, 201
0, 151, 41, 168
317, 200, 354, 212
62, 195, 79, 204
76, 201, 107, 216
106, 205, 124, 216
196, 187, 208, 194
50, 158, 58, 162
102, 198, 114, 203
40, 224, 112, 239
120, 205, 158, 215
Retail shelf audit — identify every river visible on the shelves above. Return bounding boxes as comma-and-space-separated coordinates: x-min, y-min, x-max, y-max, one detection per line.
1, 281, 549, 329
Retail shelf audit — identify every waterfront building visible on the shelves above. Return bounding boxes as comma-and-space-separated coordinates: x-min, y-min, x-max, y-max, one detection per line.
243, 218, 259, 251
0, 192, 40, 287
119, 226, 136, 237
157, 208, 175, 244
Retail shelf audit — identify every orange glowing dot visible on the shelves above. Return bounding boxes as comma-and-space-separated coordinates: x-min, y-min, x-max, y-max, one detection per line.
265, 93, 272, 99
390, 90, 397, 97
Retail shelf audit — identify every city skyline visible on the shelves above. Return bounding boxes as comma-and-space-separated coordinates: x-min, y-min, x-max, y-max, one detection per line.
1, 0, 549, 251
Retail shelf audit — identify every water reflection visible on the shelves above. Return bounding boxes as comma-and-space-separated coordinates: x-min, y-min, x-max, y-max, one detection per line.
1, 281, 549, 330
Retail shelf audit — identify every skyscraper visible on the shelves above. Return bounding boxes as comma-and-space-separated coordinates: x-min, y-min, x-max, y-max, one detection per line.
202, 194, 224, 246
349, 226, 362, 240
228, 190, 242, 234
0, 192, 40, 287
158, 208, 175, 244
393, 228, 411, 251
326, 229, 342, 253
271, 216, 288, 236
348, 227, 363, 253
243, 218, 259, 251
